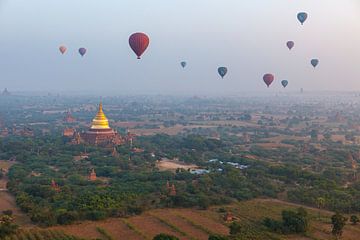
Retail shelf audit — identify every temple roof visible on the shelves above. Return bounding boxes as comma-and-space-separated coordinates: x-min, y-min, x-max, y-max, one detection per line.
90, 102, 111, 130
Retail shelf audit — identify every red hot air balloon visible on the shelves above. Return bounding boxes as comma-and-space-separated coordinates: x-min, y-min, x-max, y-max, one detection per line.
263, 74, 274, 88
129, 32, 150, 59
59, 46, 67, 54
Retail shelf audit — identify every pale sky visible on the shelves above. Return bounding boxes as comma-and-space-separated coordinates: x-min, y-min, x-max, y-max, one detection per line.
0, 0, 359, 94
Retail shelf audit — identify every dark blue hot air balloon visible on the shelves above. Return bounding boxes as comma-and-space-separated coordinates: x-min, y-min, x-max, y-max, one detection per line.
311, 59, 319, 68
218, 67, 227, 79
79, 48, 87, 57
181, 61, 187, 68
297, 12, 308, 25
281, 80, 289, 88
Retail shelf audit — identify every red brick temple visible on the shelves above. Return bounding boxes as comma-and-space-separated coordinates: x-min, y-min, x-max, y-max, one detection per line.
81, 102, 123, 146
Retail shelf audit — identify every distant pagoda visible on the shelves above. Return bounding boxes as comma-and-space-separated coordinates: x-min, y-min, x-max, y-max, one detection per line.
81, 102, 123, 146
63, 111, 76, 123
89, 169, 97, 181
2, 88, 10, 96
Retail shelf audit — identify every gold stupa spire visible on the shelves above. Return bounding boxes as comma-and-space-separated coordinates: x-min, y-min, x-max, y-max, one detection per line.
90, 102, 110, 129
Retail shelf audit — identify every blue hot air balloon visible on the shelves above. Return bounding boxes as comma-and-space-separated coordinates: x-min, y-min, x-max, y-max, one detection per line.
79, 48, 87, 57
287, 41, 294, 50
181, 61, 187, 68
311, 59, 319, 68
281, 80, 289, 88
218, 67, 228, 79
297, 12, 308, 25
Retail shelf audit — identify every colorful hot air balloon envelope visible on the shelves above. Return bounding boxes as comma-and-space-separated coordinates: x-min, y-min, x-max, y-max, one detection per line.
129, 32, 150, 59
78, 48, 87, 57
263, 74, 275, 88
287, 41, 294, 50
311, 59, 319, 68
281, 80, 289, 88
218, 67, 228, 79
297, 12, 308, 25
181, 61, 187, 68
59, 46, 67, 55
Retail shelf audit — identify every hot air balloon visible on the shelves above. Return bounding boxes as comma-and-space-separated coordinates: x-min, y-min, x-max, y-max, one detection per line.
263, 74, 274, 88
59, 46, 67, 55
218, 67, 228, 79
311, 59, 319, 68
287, 41, 294, 50
297, 12, 308, 25
79, 48, 87, 57
281, 80, 289, 88
129, 32, 150, 59
181, 61, 187, 68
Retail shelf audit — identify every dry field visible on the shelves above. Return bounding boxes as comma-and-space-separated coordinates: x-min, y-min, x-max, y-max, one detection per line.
52, 208, 229, 240
46, 199, 360, 240
156, 159, 198, 172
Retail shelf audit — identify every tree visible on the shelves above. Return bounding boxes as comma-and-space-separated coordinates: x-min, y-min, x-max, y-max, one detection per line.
316, 197, 325, 219
282, 208, 309, 234
331, 213, 347, 239
310, 129, 318, 141
0, 215, 18, 238
229, 222, 242, 235
350, 215, 359, 225
2, 210, 13, 217
57, 211, 78, 225
153, 233, 179, 240
263, 208, 309, 234
208, 235, 229, 240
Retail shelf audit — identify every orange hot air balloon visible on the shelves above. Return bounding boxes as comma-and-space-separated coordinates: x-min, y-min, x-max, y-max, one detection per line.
59, 46, 67, 54
129, 32, 150, 59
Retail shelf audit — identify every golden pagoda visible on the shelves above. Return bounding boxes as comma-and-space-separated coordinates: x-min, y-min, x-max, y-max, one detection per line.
90, 103, 110, 129
82, 102, 123, 146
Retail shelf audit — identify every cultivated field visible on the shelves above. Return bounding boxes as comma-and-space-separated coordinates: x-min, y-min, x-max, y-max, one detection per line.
47, 199, 360, 240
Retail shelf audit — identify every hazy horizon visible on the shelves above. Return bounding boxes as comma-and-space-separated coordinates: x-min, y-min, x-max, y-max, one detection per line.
0, 0, 359, 94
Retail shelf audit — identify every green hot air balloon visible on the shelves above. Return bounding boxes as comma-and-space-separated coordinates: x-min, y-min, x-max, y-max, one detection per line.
311, 59, 319, 68
281, 80, 289, 88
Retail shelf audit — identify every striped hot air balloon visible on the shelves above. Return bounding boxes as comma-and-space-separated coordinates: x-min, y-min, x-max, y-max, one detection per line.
129, 32, 150, 59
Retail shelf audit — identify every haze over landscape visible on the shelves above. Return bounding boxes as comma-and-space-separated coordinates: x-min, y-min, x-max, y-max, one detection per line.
2, 1, 360, 240
0, 0, 359, 94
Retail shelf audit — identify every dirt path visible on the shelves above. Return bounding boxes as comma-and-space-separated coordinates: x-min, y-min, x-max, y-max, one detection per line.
0, 160, 32, 226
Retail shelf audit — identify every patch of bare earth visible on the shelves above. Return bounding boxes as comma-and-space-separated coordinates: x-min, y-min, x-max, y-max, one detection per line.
157, 159, 198, 172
